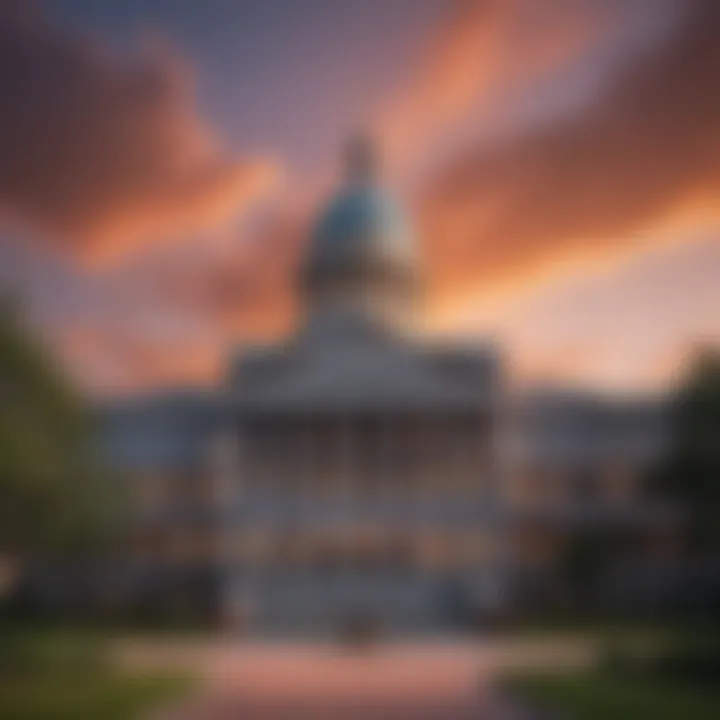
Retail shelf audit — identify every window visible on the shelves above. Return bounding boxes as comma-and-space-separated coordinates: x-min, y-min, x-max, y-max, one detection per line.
572, 470, 602, 507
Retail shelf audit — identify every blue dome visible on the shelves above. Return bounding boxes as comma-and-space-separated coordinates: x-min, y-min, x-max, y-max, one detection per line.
300, 138, 421, 328
305, 185, 415, 278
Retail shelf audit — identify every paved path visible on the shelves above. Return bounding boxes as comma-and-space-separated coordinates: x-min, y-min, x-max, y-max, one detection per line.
119, 639, 591, 719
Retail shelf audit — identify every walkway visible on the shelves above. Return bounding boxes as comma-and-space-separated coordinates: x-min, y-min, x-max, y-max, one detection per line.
117, 639, 592, 719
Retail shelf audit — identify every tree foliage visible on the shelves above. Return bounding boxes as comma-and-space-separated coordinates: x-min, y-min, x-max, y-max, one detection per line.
0, 302, 113, 557
657, 347, 720, 556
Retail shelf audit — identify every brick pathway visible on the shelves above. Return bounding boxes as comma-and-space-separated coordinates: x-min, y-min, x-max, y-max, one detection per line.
140, 643, 551, 719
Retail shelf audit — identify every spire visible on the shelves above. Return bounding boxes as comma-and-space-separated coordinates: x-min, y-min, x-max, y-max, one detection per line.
344, 132, 377, 185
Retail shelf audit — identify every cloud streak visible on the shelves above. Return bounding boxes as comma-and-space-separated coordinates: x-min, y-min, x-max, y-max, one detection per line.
409, 0, 720, 313
0, 2, 278, 263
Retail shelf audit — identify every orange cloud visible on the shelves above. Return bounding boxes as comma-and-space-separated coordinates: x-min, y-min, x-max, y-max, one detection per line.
379, 0, 621, 179
56, 323, 223, 395
138, 207, 307, 339
409, 0, 720, 315
0, 2, 278, 263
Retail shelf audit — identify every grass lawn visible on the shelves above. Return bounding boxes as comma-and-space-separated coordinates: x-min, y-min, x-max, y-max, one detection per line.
512, 673, 720, 720
0, 624, 194, 719
0, 672, 192, 720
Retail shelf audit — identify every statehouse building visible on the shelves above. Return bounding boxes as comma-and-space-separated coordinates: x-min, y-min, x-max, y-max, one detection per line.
101, 141, 675, 633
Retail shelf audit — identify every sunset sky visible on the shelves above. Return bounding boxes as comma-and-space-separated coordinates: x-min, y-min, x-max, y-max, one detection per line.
1, 0, 718, 396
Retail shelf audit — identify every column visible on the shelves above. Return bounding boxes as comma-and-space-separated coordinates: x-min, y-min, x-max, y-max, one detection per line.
378, 415, 392, 503
300, 413, 313, 500
339, 415, 353, 502
423, 416, 438, 504
459, 414, 478, 497
418, 416, 434, 504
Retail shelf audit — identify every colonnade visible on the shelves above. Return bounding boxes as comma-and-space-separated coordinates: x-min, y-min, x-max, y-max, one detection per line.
237, 412, 491, 500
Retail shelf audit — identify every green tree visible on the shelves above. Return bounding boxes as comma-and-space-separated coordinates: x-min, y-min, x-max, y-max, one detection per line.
559, 526, 630, 611
656, 348, 720, 557
0, 301, 114, 588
